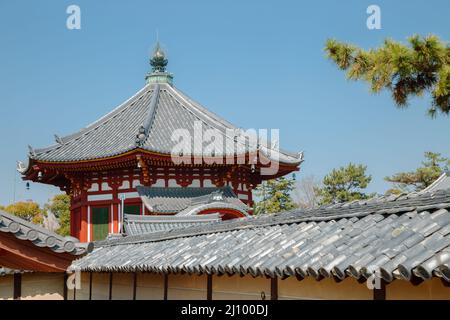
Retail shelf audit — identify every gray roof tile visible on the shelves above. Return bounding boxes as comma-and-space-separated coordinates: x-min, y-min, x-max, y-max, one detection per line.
137, 185, 247, 214
124, 213, 221, 236
24, 83, 302, 165
422, 172, 450, 193
70, 189, 450, 283
0, 210, 92, 255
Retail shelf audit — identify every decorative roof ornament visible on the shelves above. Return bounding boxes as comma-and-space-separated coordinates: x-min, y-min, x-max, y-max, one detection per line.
16, 161, 26, 173
135, 126, 147, 147
150, 42, 168, 73
146, 42, 173, 85
298, 151, 305, 162
54, 134, 63, 145
210, 191, 224, 202
28, 145, 36, 157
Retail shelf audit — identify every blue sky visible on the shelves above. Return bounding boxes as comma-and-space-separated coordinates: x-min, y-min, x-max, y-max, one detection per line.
0, 0, 448, 205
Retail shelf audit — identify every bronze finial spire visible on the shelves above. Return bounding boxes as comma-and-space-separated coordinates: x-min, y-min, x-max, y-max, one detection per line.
146, 41, 173, 85
150, 42, 168, 73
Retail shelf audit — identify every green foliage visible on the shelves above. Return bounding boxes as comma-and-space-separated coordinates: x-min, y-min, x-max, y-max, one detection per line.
45, 194, 71, 236
325, 35, 450, 117
254, 177, 298, 214
315, 163, 373, 205
385, 152, 449, 192
2, 201, 44, 224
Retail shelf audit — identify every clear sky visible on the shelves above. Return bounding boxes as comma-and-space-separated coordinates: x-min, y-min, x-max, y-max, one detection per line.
0, 0, 448, 206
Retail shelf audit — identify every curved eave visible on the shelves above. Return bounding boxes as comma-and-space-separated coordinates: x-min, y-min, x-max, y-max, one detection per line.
21, 148, 303, 177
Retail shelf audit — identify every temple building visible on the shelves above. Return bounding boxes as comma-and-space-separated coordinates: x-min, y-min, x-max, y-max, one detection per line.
2, 43, 450, 301
3, 183, 450, 300
18, 43, 303, 242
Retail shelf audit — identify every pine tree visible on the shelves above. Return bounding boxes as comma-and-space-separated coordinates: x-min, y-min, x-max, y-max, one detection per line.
315, 163, 373, 205
385, 152, 449, 193
254, 177, 298, 214
325, 35, 450, 117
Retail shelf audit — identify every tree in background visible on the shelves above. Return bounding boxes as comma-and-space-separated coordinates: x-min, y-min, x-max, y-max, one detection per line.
45, 194, 71, 236
1, 201, 44, 224
385, 152, 449, 193
325, 35, 449, 117
254, 177, 298, 214
0, 194, 71, 236
315, 163, 373, 205
294, 175, 321, 209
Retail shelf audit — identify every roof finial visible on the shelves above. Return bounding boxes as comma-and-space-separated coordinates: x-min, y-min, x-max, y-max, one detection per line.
150, 41, 168, 73
54, 134, 63, 145
146, 38, 173, 85
28, 145, 36, 157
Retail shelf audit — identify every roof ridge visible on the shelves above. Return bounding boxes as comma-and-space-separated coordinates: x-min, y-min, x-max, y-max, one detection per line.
137, 185, 233, 194
125, 213, 221, 222
136, 84, 160, 147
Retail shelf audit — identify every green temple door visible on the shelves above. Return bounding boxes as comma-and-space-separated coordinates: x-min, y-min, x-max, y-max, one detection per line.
124, 205, 141, 215
92, 207, 109, 241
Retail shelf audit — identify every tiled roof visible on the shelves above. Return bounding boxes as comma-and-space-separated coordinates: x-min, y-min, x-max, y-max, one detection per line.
0, 210, 92, 255
137, 186, 247, 214
22, 83, 302, 165
124, 214, 221, 236
422, 172, 450, 193
175, 202, 249, 217
70, 188, 450, 283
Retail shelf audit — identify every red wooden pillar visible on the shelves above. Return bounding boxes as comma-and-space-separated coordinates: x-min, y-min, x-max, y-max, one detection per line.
113, 203, 119, 233
69, 196, 77, 238
80, 204, 88, 243
79, 189, 89, 242
112, 186, 119, 234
